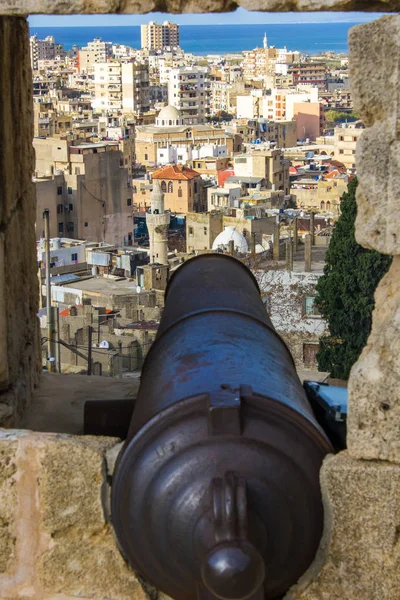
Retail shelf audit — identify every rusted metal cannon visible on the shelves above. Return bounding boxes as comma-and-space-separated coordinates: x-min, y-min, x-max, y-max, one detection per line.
111, 254, 333, 600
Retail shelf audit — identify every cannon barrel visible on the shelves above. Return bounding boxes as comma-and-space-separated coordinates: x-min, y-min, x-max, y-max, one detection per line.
112, 254, 333, 600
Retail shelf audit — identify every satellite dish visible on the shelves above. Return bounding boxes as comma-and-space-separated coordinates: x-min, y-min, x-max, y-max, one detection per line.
99, 340, 110, 349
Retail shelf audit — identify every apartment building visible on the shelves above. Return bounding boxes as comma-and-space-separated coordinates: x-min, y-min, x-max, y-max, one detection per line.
234, 148, 290, 194
228, 118, 297, 148
288, 62, 328, 91
168, 66, 210, 125
34, 138, 133, 246
30, 35, 56, 70
242, 44, 300, 82
93, 61, 150, 114
141, 21, 180, 51
78, 38, 112, 73
334, 121, 364, 172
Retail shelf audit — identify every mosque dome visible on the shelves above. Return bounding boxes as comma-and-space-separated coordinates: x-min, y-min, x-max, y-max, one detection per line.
156, 105, 183, 127
212, 226, 249, 253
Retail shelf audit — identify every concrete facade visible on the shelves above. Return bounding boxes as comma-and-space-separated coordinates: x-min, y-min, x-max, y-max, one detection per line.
34, 140, 134, 245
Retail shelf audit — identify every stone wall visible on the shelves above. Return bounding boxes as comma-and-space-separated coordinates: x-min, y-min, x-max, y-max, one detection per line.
0, 0, 399, 15
0, 430, 149, 600
0, 17, 39, 427
284, 15, 400, 599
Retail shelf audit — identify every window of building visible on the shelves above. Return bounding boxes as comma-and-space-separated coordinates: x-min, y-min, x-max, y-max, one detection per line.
261, 292, 272, 314
304, 297, 320, 317
204, 226, 207, 235
320, 201, 325, 210
168, 181, 173, 193
71, 252, 78, 262
303, 343, 319, 368
188, 226, 194, 236
84, 222, 88, 227
339, 149, 344, 154
127, 197, 132, 206
189, 187, 191, 198
57, 186, 62, 195
339, 136, 344, 141
57, 203, 63, 214
75, 167, 80, 175
178, 187, 182, 198
144, 153, 148, 160
67, 187, 72, 194
69, 204, 73, 211
326, 201, 331, 210
58, 222, 64, 233
177, 155, 183, 160
133, 186, 137, 194
161, 180, 167, 192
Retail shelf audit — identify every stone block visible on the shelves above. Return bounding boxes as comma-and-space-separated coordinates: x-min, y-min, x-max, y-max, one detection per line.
355, 121, 400, 254
347, 257, 400, 462
1, 0, 400, 15
349, 16, 400, 128
0, 17, 39, 423
286, 452, 400, 600
348, 15, 400, 255
39, 435, 118, 534
0, 432, 17, 574
38, 534, 148, 600
37, 434, 148, 599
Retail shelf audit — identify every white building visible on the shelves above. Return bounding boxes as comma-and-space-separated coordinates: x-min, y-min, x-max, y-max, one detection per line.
207, 185, 242, 211
78, 38, 112, 73
30, 35, 56, 71
141, 21, 180, 51
93, 61, 150, 114
168, 66, 210, 125
157, 142, 227, 166
37, 238, 87, 268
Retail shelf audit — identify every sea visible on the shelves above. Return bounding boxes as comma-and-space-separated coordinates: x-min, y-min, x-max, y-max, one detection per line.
29, 23, 356, 56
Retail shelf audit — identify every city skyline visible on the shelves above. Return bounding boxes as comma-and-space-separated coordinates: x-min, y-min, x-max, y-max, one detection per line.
28, 9, 388, 28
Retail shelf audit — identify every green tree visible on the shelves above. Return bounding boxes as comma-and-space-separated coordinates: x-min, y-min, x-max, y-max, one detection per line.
315, 178, 392, 379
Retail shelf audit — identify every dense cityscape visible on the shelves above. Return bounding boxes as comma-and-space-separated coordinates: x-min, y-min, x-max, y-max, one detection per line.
32, 20, 360, 376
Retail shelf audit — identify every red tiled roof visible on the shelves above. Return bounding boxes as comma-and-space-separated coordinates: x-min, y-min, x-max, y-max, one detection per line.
152, 164, 200, 181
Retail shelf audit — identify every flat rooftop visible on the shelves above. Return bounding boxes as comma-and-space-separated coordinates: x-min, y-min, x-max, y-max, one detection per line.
61, 276, 141, 296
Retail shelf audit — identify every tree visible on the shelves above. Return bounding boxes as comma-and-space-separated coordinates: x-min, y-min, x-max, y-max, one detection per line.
315, 178, 392, 380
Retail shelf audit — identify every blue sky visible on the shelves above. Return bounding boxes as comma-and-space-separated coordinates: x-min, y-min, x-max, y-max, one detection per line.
28, 9, 389, 27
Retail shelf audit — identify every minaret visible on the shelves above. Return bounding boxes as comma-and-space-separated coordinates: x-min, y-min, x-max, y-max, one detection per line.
146, 181, 170, 266
263, 32, 268, 49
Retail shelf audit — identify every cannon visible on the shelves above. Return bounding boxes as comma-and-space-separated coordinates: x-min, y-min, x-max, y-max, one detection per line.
111, 254, 333, 600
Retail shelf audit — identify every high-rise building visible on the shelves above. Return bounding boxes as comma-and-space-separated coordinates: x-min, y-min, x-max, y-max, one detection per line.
78, 38, 112, 73
146, 182, 170, 265
30, 35, 56, 71
93, 61, 150, 114
141, 21, 180, 51
168, 66, 210, 125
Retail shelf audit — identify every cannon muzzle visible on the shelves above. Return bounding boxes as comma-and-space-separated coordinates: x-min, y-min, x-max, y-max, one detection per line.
112, 254, 333, 600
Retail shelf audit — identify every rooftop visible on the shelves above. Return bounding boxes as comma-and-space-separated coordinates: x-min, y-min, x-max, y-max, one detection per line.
152, 164, 201, 181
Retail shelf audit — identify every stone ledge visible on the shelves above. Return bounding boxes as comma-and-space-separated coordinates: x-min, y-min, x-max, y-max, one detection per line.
0, 429, 148, 600
286, 452, 400, 600
347, 256, 400, 462
0, 0, 399, 15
